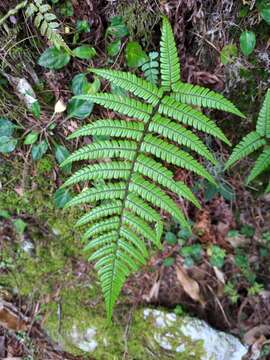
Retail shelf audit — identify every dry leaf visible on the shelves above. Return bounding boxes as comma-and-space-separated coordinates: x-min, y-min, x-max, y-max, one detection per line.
176, 266, 205, 306
0, 301, 28, 331
213, 266, 225, 284
54, 99, 66, 113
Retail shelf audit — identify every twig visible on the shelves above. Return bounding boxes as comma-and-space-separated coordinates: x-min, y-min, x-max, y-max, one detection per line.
0, 1, 28, 27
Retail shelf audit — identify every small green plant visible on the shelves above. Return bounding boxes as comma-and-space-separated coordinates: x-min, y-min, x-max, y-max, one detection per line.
224, 281, 239, 304
247, 282, 264, 296
61, 17, 243, 319
226, 89, 270, 193
209, 245, 226, 268
180, 244, 202, 267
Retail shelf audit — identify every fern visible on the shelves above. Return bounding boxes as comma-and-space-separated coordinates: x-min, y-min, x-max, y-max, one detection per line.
25, 0, 71, 53
141, 51, 159, 85
226, 89, 270, 191
61, 16, 242, 319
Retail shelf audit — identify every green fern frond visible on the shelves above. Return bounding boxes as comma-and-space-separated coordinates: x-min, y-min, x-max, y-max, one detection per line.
256, 89, 270, 138
62, 162, 132, 188
265, 181, 270, 193
130, 174, 190, 230
26, 0, 71, 53
172, 82, 245, 118
75, 202, 122, 227
160, 16, 180, 89
142, 135, 215, 184
150, 115, 217, 164
246, 147, 270, 184
61, 140, 137, 167
225, 131, 266, 169
75, 94, 152, 122
135, 155, 201, 208
61, 16, 241, 319
67, 120, 144, 141
141, 51, 159, 85
159, 96, 231, 145
65, 183, 126, 208
89, 68, 163, 106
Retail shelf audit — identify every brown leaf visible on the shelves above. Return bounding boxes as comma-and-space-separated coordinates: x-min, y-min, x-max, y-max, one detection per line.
0, 301, 28, 331
175, 266, 205, 306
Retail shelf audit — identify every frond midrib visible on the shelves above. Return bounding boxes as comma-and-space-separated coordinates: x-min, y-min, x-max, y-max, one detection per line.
106, 96, 163, 315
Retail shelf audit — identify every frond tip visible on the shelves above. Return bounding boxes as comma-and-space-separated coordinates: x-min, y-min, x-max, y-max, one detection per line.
61, 16, 240, 319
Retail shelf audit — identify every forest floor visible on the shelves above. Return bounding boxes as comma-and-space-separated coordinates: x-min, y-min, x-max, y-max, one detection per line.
0, 0, 270, 359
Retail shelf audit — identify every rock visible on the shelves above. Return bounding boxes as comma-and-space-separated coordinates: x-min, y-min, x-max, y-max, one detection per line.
143, 308, 248, 360
44, 298, 248, 359
68, 325, 98, 353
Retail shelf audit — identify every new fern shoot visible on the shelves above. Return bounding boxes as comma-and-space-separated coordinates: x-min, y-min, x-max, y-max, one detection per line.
226, 89, 270, 192
60, 17, 244, 319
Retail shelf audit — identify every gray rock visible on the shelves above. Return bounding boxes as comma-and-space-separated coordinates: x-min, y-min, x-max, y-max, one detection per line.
143, 308, 248, 360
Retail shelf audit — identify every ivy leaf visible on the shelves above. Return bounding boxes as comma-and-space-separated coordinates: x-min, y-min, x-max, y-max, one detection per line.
0, 136, 17, 153
38, 47, 71, 69
239, 31, 256, 56
67, 98, 93, 119
125, 41, 148, 68
71, 74, 89, 95
0, 118, 14, 137
220, 44, 238, 65
107, 39, 121, 57
257, 0, 270, 24
55, 144, 71, 173
54, 188, 72, 208
31, 140, 48, 160
24, 131, 39, 145
31, 101, 41, 119
73, 45, 96, 60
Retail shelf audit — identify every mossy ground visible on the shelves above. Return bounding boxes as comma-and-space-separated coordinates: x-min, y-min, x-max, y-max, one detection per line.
0, 157, 205, 359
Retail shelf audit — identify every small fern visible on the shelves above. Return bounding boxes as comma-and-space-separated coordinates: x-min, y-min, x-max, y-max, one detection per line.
141, 51, 159, 84
61, 17, 243, 319
226, 89, 270, 191
26, 0, 71, 53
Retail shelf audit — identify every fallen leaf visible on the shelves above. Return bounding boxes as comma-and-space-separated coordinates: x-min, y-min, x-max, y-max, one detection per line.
0, 300, 28, 331
54, 99, 66, 113
175, 266, 205, 306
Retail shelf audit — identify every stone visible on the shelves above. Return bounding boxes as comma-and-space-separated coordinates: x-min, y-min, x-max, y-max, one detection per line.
143, 308, 248, 360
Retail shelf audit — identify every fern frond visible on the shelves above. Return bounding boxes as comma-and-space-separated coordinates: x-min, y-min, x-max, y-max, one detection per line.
172, 82, 245, 118
65, 183, 126, 208
26, 0, 71, 53
67, 120, 144, 141
246, 147, 270, 184
265, 181, 270, 193
61, 162, 132, 188
135, 155, 200, 207
83, 232, 117, 251
75, 202, 122, 227
159, 96, 230, 145
150, 114, 217, 164
256, 89, 270, 138
126, 193, 161, 223
89, 68, 163, 106
61, 140, 137, 167
142, 135, 215, 184
75, 94, 152, 122
160, 16, 180, 89
82, 217, 120, 241
225, 131, 266, 169
123, 211, 157, 244
120, 226, 148, 257
130, 174, 190, 230
61, 16, 239, 319
141, 51, 159, 85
